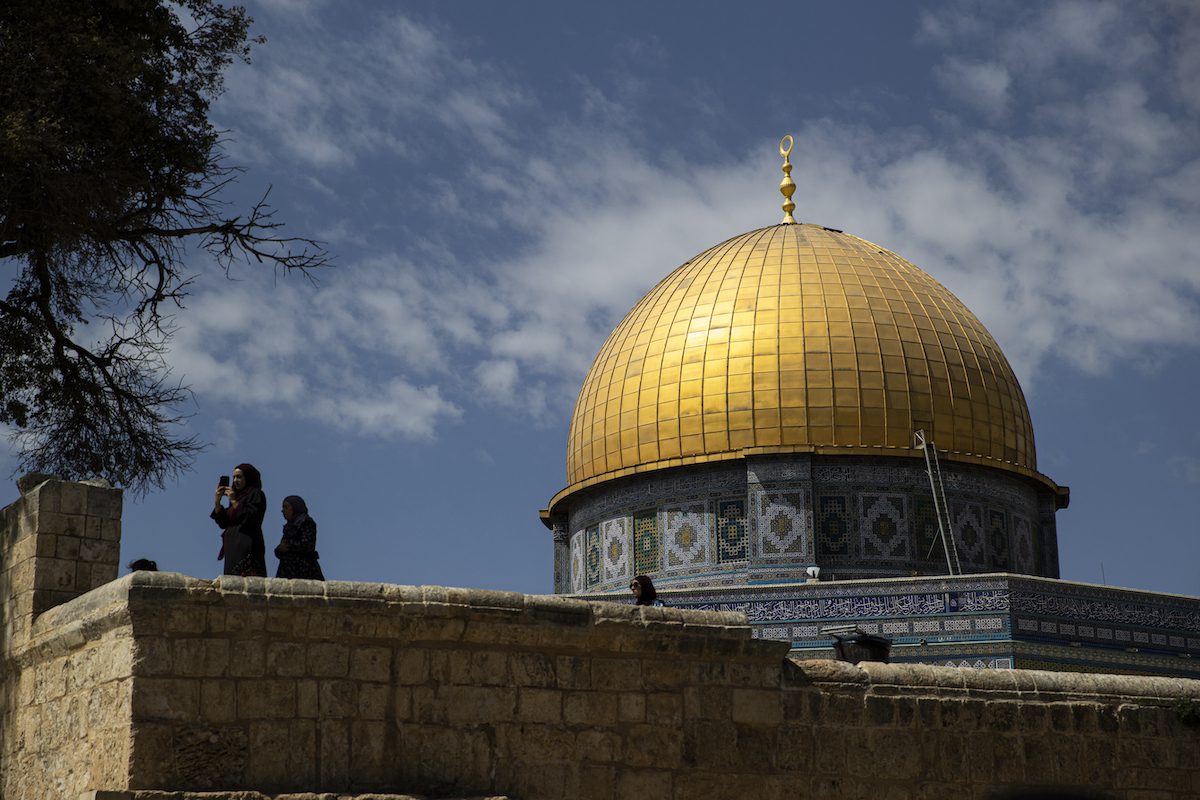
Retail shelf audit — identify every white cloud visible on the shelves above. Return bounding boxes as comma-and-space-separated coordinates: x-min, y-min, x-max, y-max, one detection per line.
176, 2, 1200, 444
217, 12, 526, 169
935, 58, 1011, 119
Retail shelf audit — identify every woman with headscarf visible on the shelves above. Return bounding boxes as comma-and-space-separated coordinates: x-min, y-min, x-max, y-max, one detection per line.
630, 575, 664, 607
210, 463, 268, 577
274, 495, 325, 580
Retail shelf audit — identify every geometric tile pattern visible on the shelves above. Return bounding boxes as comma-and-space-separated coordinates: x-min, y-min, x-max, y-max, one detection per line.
952, 502, 985, 566
815, 494, 850, 557
860, 494, 908, 560
569, 531, 585, 593
585, 525, 601, 588
912, 495, 941, 565
633, 510, 660, 576
601, 516, 630, 582
987, 508, 1009, 570
663, 502, 708, 570
716, 498, 749, 562
756, 490, 808, 558
1012, 514, 1034, 574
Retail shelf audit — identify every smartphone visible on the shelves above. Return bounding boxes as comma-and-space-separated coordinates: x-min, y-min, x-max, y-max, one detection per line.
218, 475, 230, 488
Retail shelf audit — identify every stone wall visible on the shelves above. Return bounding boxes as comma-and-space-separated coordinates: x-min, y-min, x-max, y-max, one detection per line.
3, 480, 1199, 799
14, 573, 1195, 799
0, 477, 127, 798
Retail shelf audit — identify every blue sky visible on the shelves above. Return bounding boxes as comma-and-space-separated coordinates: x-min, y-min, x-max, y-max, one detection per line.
4, 1, 1199, 597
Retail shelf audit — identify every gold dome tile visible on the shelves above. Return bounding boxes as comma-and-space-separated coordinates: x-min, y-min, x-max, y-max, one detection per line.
560, 223, 1041, 504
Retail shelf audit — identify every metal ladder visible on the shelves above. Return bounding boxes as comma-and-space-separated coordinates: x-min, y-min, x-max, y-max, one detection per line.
914, 429, 961, 576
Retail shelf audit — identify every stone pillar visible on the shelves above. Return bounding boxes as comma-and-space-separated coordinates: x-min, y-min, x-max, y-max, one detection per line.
0, 475, 122, 653
552, 524, 570, 594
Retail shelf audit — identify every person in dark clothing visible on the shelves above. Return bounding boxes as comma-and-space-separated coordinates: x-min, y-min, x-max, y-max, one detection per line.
630, 574, 664, 607
127, 558, 158, 571
210, 463, 267, 577
274, 495, 325, 580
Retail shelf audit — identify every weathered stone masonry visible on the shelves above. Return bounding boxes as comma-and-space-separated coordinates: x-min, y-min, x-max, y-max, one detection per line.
3, 479, 1200, 799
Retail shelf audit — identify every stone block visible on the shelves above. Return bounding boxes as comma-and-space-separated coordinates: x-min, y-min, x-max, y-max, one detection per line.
350, 719, 388, 785
101, 519, 121, 541
318, 720, 349, 786
74, 562, 92, 592
506, 651, 556, 687
682, 720, 742, 771
517, 687, 563, 724
592, 657, 643, 691
90, 562, 118, 587
84, 515, 103, 539
78, 537, 118, 563
393, 686, 413, 721
642, 658, 689, 689
23, 476, 60, 510
133, 678, 199, 720
295, 679, 319, 718
237, 679, 296, 719
576, 729, 622, 764
616, 768, 673, 800
443, 685, 517, 724
55, 535, 81, 560
33, 556, 77, 591
395, 648, 429, 685
60, 482, 87, 515
200, 679, 236, 723
619, 692, 647, 722
556, 655, 592, 689
173, 638, 226, 678
165, 605, 207, 635
85, 486, 123, 519
350, 645, 393, 682
576, 763, 617, 800
449, 649, 511, 686
564, 691, 618, 727
228, 639, 266, 678
133, 637, 174, 676
319, 679, 356, 718
358, 682, 389, 720
266, 642, 307, 677
307, 642, 349, 677
224, 608, 267, 634
247, 720, 292, 786
647, 692, 683, 726
621, 723, 684, 769
732, 688, 782, 725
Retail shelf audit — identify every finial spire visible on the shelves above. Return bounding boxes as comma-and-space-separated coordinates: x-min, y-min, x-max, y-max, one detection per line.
779, 134, 796, 224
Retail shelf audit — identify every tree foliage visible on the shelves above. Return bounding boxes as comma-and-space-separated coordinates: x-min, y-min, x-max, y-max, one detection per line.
0, 0, 328, 492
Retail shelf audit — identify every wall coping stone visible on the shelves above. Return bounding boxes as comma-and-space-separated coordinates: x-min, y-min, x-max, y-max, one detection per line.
788, 655, 1200, 703
84, 793, 511, 800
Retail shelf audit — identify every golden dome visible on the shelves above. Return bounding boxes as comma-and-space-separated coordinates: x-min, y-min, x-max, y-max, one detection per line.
558, 223, 1042, 505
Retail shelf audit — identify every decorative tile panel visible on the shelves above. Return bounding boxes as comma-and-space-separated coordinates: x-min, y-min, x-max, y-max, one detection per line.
987, 508, 1009, 570
601, 517, 631, 582
633, 510, 660, 576
663, 502, 709, 570
585, 525, 601, 587
753, 489, 809, 559
570, 531, 585, 593
860, 494, 909, 560
815, 494, 850, 557
716, 498, 749, 563
1012, 515, 1034, 574
952, 502, 985, 566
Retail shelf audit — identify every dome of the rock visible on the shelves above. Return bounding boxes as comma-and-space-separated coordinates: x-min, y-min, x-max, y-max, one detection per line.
543, 143, 1065, 593
561, 222, 1039, 499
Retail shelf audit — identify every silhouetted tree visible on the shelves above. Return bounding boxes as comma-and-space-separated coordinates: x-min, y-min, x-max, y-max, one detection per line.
0, 0, 328, 491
